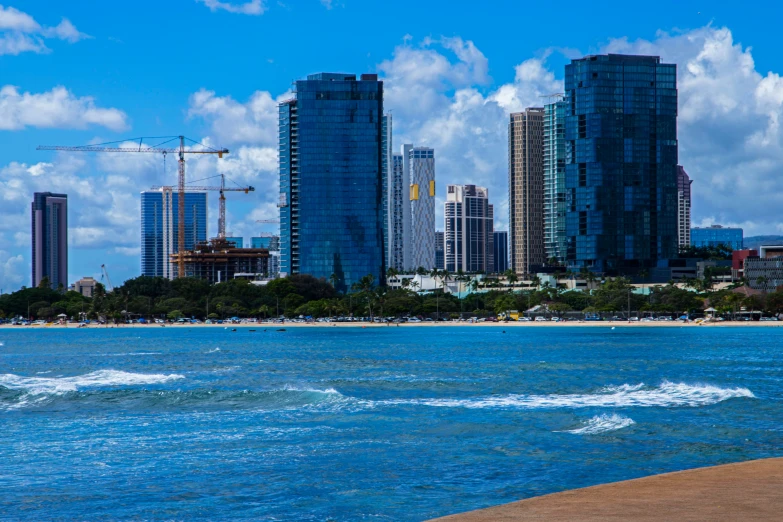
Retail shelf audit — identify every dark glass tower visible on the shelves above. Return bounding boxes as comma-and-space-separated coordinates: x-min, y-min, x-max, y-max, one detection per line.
279, 73, 385, 293
563, 54, 678, 274
31, 192, 68, 289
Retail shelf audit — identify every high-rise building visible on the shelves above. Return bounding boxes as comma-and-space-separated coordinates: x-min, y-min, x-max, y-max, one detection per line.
676, 166, 692, 249
251, 235, 280, 251
141, 190, 208, 279
73, 276, 96, 298
407, 145, 436, 270
509, 108, 545, 275
387, 149, 409, 272
444, 184, 494, 273
543, 99, 568, 264
31, 192, 67, 289
279, 73, 385, 292
564, 54, 678, 274
381, 114, 392, 268
493, 231, 508, 273
691, 225, 743, 250
435, 231, 445, 270
226, 236, 243, 248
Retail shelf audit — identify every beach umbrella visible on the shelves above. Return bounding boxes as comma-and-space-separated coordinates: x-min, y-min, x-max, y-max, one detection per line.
57, 313, 67, 318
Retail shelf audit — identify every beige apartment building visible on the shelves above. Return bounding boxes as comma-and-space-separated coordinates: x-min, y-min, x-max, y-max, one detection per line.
509, 108, 545, 275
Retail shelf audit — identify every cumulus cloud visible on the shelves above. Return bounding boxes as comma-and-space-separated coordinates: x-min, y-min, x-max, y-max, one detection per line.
197, 0, 265, 15
0, 85, 128, 131
0, 250, 25, 291
384, 28, 783, 236
188, 88, 281, 145
0, 5, 90, 56
599, 26, 783, 235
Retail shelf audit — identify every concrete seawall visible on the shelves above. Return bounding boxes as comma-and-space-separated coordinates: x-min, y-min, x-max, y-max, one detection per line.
430, 458, 783, 521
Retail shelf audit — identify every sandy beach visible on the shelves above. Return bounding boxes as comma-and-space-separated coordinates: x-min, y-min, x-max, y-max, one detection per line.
429, 457, 783, 521
1, 320, 781, 329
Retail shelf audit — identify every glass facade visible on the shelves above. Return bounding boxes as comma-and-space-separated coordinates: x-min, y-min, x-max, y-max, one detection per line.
140, 191, 207, 279
408, 146, 436, 270
691, 226, 743, 250
279, 73, 385, 292
225, 236, 243, 248
543, 100, 568, 264
31, 192, 68, 289
563, 54, 678, 274
251, 236, 280, 251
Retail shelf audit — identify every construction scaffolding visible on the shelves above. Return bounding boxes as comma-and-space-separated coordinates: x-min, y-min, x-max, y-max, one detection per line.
172, 238, 269, 284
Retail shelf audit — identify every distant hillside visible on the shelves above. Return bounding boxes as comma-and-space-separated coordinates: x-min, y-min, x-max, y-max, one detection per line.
744, 235, 783, 250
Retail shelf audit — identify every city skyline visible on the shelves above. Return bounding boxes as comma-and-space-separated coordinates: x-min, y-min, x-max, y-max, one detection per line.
2, 1, 783, 289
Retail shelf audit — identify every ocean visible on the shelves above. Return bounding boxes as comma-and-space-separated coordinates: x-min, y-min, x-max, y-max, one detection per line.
0, 326, 780, 520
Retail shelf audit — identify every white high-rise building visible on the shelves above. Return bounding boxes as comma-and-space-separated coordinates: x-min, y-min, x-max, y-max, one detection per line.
407, 145, 435, 270
444, 184, 494, 273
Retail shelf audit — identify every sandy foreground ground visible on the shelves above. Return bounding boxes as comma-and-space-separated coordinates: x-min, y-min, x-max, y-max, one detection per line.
429, 458, 783, 522
0, 320, 781, 329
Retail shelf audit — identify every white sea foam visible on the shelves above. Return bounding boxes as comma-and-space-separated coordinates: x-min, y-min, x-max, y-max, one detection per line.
387, 381, 754, 410
0, 370, 184, 395
208, 348, 221, 353
562, 414, 636, 435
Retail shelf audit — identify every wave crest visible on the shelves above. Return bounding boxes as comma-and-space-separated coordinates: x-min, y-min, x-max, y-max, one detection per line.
563, 414, 635, 435
388, 381, 754, 410
0, 370, 184, 395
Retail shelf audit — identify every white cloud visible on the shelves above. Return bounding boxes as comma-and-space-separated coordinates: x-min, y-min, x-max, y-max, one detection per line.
188, 88, 281, 145
0, 249, 25, 291
197, 0, 265, 15
320, 0, 333, 8
0, 85, 128, 131
0, 5, 89, 55
598, 26, 783, 236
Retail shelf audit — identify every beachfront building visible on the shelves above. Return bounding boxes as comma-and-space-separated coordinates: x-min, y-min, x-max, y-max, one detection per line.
494, 231, 509, 273
72, 276, 97, 298
381, 114, 393, 270
691, 225, 743, 251
278, 73, 385, 291
677, 166, 693, 248
31, 192, 68, 289
564, 54, 679, 274
444, 184, 494, 273
509, 107, 545, 275
543, 98, 568, 265
407, 145, 436, 270
140, 190, 208, 279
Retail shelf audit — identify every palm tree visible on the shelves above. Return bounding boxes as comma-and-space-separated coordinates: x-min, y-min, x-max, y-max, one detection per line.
351, 274, 376, 321
329, 273, 338, 291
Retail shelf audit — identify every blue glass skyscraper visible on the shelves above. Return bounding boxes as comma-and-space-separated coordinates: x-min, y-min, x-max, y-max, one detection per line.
690, 225, 743, 250
140, 191, 208, 279
279, 73, 385, 292
563, 54, 678, 274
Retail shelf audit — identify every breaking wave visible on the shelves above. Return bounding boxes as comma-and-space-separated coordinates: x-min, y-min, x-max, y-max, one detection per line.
0, 370, 184, 395
562, 414, 636, 435
386, 381, 754, 410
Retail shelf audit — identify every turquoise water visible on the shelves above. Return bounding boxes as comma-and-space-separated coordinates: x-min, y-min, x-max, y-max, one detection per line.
1, 326, 781, 520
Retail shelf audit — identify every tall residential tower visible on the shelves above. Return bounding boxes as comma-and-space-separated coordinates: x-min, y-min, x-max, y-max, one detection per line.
563, 54, 678, 273
509, 108, 545, 275
407, 145, 435, 270
141, 190, 208, 279
279, 73, 385, 292
444, 184, 494, 273
676, 165, 692, 249
31, 192, 67, 289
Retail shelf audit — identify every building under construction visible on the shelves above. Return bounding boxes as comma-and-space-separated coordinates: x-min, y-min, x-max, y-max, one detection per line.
172, 238, 269, 284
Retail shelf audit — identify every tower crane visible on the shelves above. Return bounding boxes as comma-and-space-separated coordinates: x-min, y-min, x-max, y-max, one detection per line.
152, 174, 254, 239
38, 136, 229, 278
100, 264, 114, 292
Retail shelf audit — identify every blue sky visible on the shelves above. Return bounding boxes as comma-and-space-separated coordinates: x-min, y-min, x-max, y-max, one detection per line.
2, 0, 783, 290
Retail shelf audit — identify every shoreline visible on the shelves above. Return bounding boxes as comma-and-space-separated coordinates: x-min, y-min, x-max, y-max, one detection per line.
0, 320, 781, 329
428, 457, 783, 521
